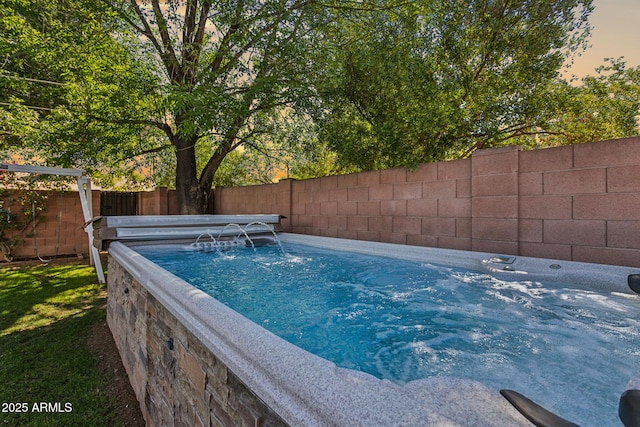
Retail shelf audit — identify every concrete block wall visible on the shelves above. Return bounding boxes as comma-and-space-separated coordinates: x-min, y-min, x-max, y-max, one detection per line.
282, 160, 473, 249
518, 137, 640, 267
213, 180, 293, 230
0, 187, 190, 261
0, 190, 100, 261
3, 137, 638, 267
107, 257, 288, 427
215, 137, 640, 268
138, 188, 181, 215
471, 146, 520, 254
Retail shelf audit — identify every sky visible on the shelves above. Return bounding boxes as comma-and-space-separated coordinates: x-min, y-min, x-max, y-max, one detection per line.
567, 0, 640, 79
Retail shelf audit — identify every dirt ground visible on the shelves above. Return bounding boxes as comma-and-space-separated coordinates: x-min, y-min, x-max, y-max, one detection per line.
88, 320, 145, 426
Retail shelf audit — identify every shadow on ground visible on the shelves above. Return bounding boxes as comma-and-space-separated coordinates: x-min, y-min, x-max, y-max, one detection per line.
0, 260, 144, 426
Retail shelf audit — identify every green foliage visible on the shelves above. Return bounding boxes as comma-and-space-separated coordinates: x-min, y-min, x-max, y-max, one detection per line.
3, 0, 638, 202
1, 0, 164, 187
527, 58, 640, 147
49, 0, 330, 211
311, 0, 594, 169
148, 110, 354, 187
0, 199, 22, 261
208, 110, 359, 185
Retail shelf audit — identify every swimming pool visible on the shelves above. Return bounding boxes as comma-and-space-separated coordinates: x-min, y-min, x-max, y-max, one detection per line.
108, 233, 640, 426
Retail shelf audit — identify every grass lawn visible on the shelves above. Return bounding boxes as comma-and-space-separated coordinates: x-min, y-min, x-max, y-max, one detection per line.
0, 261, 141, 426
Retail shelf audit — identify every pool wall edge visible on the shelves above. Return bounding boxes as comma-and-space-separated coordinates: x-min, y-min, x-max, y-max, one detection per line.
106, 239, 536, 426
278, 233, 639, 294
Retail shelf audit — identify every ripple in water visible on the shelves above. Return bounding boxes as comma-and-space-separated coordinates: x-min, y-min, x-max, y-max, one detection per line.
137, 243, 640, 427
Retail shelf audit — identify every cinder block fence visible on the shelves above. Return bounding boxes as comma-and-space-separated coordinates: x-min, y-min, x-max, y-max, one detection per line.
2, 136, 640, 267
0, 184, 191, 261
215, 137, 640, 268
0, 190, 101, 261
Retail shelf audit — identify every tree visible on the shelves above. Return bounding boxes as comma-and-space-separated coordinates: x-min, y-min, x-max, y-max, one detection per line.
1, 0, 162, 187
8, 0, 630, 206
529, 58, 640, 147
89, 0, 324, 213
2, 0, 394, 201
311, 0, 594, 169
147, 108, 356, 187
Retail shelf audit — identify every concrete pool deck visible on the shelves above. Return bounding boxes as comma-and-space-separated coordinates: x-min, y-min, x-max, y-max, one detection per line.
107, 233, 639, 426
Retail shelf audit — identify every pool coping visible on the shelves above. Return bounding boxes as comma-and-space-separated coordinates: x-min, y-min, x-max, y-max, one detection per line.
109, 234, 639, 426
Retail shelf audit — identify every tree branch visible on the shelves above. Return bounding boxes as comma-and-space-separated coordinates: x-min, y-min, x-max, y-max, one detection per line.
317, 0, 414, 12
198, 109, 254, 189
216, 0, 310, 76
128, 144, 174, 158
127, 0, 164, 56
461, 125, 569, 158
181, 0, 212, 84
89, 115, 175, 140
151, 0, 180, 81
100, 0, 149, 36
198, 142, 232, 190
194, 1, 210, 46
183, 0, 197, 46
210, 0, 245, 73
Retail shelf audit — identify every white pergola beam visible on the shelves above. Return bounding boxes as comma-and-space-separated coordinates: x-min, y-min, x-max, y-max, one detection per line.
0, 163, 85, 177
0, 163, 105, 283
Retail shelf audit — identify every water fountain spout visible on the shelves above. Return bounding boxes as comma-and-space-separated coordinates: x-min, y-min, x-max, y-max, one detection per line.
187, 222, 283, 254
191, 231, 218, 252
244, 221, 285, 254
216, 223, 255, 249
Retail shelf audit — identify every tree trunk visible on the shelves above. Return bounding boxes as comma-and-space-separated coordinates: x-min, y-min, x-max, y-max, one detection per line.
171, 115, 241, 214
174, 135, 209, 214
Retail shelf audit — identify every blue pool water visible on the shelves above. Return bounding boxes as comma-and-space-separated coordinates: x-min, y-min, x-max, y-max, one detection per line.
136, 243, 640, 426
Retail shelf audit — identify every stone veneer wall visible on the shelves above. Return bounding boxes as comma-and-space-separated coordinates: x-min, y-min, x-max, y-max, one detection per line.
106, 256, 288, 427
215, 137, 640, 268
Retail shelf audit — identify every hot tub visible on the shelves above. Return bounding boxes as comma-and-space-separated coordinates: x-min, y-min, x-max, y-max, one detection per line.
104, 217, 639, 426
